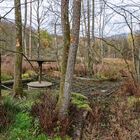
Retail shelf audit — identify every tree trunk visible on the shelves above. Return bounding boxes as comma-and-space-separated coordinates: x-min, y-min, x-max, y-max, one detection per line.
0, 47, 1, 99
91, 0, 95, 74
56, 0, 70, 113
37, 0, 41, 58
99, 0, 105, 61
54, 21, 60, 69
29, 0, 32, 59
58, 0, 81, 118
13, 0, 23, 97
92, 0, 95, 42
23, 0, 27, 56
87, 0, 93, 76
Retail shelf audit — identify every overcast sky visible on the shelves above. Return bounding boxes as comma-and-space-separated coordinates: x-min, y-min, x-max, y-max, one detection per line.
0, 0, 140, 37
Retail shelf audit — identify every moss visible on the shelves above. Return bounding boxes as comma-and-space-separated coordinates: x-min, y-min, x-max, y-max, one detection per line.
71, 93, 92, 111
22, 73, 30, 79
127, 97, 140, 108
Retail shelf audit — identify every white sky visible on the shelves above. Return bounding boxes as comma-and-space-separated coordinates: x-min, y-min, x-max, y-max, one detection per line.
0, 0, 140, 37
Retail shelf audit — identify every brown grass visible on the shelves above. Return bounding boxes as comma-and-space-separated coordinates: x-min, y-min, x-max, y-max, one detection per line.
103, 58, 132, 65
1, 56, 14, 76
81, 96, 140, 140
74, 64, 87, 76
0, 105, 11, 132
31, 91, 71, 137
115, 79, 140, 96
93, 58, 133, 80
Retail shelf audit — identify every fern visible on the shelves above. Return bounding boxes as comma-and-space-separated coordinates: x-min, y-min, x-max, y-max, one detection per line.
9, 112, 48, 140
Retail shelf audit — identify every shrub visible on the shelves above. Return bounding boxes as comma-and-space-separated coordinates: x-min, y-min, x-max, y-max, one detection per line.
81, 96, 140, 139
95, 67, 121, 81
22, 70, 36, 79
1, 56, 14, 77
31, 92, 59, 136
0, 97, 21, 132
0, 90, 53, 139
1, 73, 13, 81
17, 90, 43, 111
31, 91, 72, 138
2, 97, 21, 115
26, 70, 36, 77
116, 79, 140, 96
9, 112, 48, 140
22, 73, 30, 79
31, 91, 93, 139
0, 90, 42, 132
74, 64, 87, 76
0, 105, 10, 132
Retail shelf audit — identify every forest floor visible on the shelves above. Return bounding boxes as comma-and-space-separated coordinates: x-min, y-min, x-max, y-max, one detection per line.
43, 75, 140, 140
1, 75, 140, 140
45, 75, 122, 96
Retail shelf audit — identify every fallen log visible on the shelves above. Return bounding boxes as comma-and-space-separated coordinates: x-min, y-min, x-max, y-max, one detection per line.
2, 78, 33, 86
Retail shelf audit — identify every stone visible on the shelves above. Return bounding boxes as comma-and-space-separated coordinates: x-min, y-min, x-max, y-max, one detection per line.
27, 81, 52, 90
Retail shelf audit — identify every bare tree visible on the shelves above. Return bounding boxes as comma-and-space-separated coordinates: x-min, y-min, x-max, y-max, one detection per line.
13, 0, 23, 97
103, 0, 140, 82
56, 0, 70, 114
92, 0, 95, 42
23, 0, 27, 56
81, 0, 94, 76
87, 0, 93, 76
29, 0, 32, 59
58, 0, 82, 118
36, 0, 41, 58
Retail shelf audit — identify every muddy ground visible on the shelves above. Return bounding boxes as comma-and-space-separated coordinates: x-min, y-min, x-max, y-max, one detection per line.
44, 75, 122, 97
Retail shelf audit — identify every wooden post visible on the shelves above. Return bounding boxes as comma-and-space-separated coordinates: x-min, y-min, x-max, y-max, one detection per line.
38, 61, 43, 83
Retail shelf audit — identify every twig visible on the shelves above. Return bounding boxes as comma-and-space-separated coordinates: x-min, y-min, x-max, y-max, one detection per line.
0, 46, 38, 75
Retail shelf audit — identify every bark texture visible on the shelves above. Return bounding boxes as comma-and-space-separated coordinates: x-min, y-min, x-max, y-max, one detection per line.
57, 0, 70, 113
13, 0, 23, 97
23, 0, 27, 56
87, 0, 93, 76
59, 0, 82, 117
29, 0, 32, 59
37, 0, 41, 58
